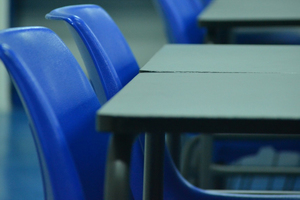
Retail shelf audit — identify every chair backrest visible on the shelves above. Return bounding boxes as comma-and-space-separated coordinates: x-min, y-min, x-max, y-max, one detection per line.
46, 5, 140, 104
152, 0, 206, 43
0, 27, 110, 200
46, 6, 146, 199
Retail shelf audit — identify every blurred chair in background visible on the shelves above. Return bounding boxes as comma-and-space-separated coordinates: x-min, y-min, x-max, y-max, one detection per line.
152, 0, 206, 43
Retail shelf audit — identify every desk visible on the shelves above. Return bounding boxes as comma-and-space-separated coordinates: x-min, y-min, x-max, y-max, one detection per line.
97, 72, 300, 200
98, 73, 300, 133
141, 45, 300, 73
197, 0, 300, 43
141, 44, 300, 189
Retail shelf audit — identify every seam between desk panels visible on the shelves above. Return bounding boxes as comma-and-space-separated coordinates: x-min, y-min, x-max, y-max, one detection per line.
140, 71, 300, 74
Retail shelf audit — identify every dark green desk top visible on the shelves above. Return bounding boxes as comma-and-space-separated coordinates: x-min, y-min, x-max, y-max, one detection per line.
198, 0, 300, 28
97, 73, 300, 134
141, 45, 300, 74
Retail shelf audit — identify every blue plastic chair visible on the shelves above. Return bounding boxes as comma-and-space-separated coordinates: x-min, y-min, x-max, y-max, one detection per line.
0, 26, 131, 200
152, 0, 207, 43
46, 6, 145, 199
45, 5, 139, 105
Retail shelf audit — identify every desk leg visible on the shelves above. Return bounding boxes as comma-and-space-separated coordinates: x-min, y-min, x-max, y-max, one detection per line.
199, 134, 213, 189
216, 28, 230, 44
104, 133, 136, 200
143, 133, 165, 200
208, 28, 230, 44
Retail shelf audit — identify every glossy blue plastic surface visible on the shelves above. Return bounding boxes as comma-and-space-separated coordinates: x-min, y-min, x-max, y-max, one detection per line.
46, 6, 144, 198
163, 147, 300, 200
152, 0, 207, 43
46, 5, 140, 104
0, 27, 110, 200
201, 0, 212, 7
46, 7, 144, 199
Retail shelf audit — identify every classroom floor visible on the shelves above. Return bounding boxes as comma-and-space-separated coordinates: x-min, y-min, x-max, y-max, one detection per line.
0, 108, 42, 200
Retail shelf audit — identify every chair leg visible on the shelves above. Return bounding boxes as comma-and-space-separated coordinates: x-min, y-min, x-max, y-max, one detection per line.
104, 133, 136, 200
143, 133, 165, 200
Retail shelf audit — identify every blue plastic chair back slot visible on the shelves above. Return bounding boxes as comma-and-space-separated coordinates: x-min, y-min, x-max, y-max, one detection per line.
46, 5, 140, 104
